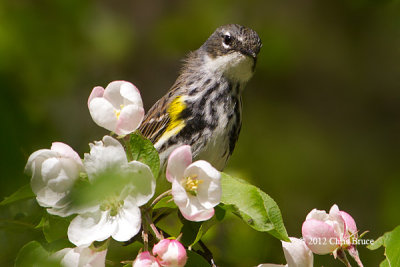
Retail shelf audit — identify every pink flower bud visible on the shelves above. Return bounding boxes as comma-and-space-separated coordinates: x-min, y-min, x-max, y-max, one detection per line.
152, 239, 187, 267
133, 251, 160, 267
302, 204, 359, 255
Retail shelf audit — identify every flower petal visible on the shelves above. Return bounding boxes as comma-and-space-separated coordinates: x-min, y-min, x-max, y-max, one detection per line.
133, 251, 160, 267
84, 136, 128, 181
302, 219, 340, 255
51, 142, 83, 166
25, 149, 57, 176
282, 237, 313, 267
166, 145, 192, 183
53, 247, 107, 267
340, 211, 357, 236
329, 204, 346, 238
41, 157, 62, 184
120, 81, 143, 107
305, 208, 329, 221
87, 249, 108, 267
36, 186, 67, 208
125, 161, 156, 206
43, 158, 79, 193
171, 180, 189, 208
57, 158, 81, 186
88, 86, 105, 106
115, 105, 144, 135
153, 239, 170, 257
53, 248, 80, 266
184, 160, 221, 209
88, 97, 118, 132
68, 209, 115, 247
112, 196, 142, 242
27, 151, 57, 197
103, 81, 125, 108
48, 201, 99, 217
177, 192, 214, 222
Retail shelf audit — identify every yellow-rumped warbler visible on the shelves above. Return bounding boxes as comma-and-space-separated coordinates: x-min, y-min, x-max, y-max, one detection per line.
139, 24, 261, 171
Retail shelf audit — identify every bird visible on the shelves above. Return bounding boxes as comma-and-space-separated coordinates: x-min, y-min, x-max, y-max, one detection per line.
139, 24, 262, 171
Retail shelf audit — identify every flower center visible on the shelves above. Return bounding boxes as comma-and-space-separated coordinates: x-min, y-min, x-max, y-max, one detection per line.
184, 175, 203, 196
100, 196, 124, 217
114, 104, 125, 119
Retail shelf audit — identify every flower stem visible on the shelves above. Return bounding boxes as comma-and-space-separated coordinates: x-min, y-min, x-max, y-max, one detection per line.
337, 249, 352, 267
142, 213, 150, 251
348, 246, 364, 267
150, 189, 172, 208
144, 213, 164, 241
142, 229, 149, 251
196, 240, 217, 267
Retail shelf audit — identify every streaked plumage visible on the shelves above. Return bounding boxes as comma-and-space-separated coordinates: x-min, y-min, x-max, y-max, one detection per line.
139, 24, 261, 171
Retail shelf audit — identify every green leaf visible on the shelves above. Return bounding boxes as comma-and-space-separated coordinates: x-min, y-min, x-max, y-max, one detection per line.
180, 206, 225, 247
380, 259, 390, 267
180, 221, 202, 247
15, 241, 61, 267
35, 216, 46, 229
0, 184, 34, 206
186, 250, 211, 267
0, 199, 43, 231
368, 234, 388, 250
45, 239, 74, 253
153, 196, 177, 209
220, 173, 289, 241
385, 226, 400, 267
368, 225, 400, 267
129, 133, 160, 178
42, 214, 70, 243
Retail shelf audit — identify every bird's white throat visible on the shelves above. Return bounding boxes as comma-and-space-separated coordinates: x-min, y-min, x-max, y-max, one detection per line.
203, 52, 254, 84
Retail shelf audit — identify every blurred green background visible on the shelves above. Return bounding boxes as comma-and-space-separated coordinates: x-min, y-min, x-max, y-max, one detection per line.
1, 0, 400, 266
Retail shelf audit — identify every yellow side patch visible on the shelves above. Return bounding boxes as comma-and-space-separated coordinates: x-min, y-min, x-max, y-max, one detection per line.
165, 96, 186, 135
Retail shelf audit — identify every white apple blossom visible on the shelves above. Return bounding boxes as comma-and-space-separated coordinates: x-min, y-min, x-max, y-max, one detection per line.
166, 145, 221, 222
88, 81, 144, 135
67, 136, 156, 247
25, 142, 83, 216
52, 246, 107, 267
257, 237, 313, 267
152, 239, 187, 267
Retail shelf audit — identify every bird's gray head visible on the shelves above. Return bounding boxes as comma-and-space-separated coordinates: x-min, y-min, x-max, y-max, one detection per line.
203, 24, 262, 59
200, 24, 262, 83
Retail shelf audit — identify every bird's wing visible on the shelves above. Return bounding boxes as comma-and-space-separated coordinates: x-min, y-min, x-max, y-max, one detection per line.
139, 96, 171, 144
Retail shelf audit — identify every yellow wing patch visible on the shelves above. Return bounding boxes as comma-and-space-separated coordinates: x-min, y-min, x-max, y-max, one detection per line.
165, 96, 186, 134
154, 96, 187, 146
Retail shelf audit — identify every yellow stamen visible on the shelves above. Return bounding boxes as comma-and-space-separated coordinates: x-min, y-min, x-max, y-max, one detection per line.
114, 105, 124, 119
100, 196, 124, 217
184, 175, 203, 196
114, 110, 121, 119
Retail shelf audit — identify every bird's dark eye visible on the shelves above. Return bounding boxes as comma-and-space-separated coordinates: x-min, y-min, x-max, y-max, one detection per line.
223, 34, 232, 46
